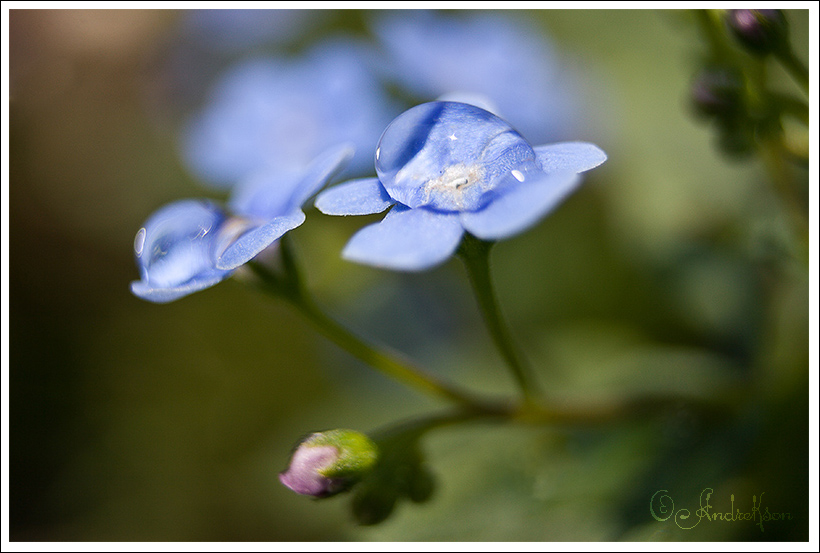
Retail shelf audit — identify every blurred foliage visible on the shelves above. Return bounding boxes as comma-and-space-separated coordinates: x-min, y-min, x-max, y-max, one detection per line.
9, 8, 809, 541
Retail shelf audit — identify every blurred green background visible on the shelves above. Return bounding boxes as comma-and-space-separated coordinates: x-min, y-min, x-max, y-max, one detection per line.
9, 9, 809, 541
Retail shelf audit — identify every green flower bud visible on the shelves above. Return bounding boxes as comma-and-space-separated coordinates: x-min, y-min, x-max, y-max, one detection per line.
279, 429, 379, 498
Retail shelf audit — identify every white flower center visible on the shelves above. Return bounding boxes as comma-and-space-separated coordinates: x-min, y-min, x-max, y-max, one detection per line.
419, 163, 486, 209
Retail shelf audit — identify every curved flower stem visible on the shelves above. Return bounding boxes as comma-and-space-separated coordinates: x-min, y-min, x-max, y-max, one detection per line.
457, 234, 542, 404
371, 393, 731, 447
247, 237, 500, 411
288, 289, 493, 408
249, 240, 729, 437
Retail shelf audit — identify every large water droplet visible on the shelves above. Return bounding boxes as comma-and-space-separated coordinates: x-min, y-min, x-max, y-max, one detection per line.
374, 101, 536, 212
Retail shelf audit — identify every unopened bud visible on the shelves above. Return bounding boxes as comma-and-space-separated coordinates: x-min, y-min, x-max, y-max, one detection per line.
279, 429, 378, 498
690, 67, 744, 119
726, 10, 789, 56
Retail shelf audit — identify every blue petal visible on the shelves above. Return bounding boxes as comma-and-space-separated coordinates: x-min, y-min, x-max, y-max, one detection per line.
182, 58, 290, 189
460, 172, 581, 240
290, 143, 355, 207
533, 142, 607, 175
228, 169, 300, 221
230, 144, 354, 221
343, 206, 464, 271
131, 199, 233, 302
315, 178, 394, 216
215, 210, 306, 270
131, 273, 229, 304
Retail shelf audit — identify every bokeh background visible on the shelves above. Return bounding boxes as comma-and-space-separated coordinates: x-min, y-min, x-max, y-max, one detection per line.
9, 9, 810, 541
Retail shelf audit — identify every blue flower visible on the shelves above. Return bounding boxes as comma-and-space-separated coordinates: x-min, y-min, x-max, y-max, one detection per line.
315, 102, 606, 272
132, 145, 352, 303
182, 39, 396, 189
158, 10, 326, 120
372, 11, 581, 145
180, 9, 323, 53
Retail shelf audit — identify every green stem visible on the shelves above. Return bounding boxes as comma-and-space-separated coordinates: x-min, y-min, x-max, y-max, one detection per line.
371, 408, 510, 447
289, 289, 492, 408
775, 47, 809, 93
372, 392, 731, 446
756, 137, 809, 266
695, 9, 734, 61
248, 240, 730, 435
457, 234, 542, 403
248, 238, 498, 410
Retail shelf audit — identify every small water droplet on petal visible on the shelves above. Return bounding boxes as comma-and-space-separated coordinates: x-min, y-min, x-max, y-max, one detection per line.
134, 228, 146, 256
511, 169, 525, 182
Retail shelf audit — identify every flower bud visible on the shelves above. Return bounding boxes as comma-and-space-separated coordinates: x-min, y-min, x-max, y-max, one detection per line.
726, 10, 788, 56
690, 67, 744, 119
279, 429, 379, 498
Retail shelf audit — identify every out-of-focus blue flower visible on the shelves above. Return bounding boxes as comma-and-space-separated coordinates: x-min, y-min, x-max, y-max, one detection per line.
182, 39, 396, 189
154, 10, 325, 121
180, 9, 323, 53
315, 102, 606, 272
372, 11, 580, 145
132, 145, 352, 303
